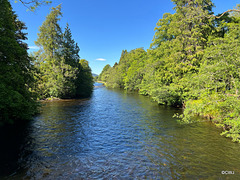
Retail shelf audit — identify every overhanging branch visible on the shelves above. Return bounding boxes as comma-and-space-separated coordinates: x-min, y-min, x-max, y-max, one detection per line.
19, 0, 36, 5
18, 0, 31, 9
212, 9, 240, 19
16, 0, 52, 11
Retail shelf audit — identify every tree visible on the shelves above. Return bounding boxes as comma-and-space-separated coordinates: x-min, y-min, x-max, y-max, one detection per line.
139, 0, 215, 106
57, 23, 82, 98
61, 23, 80, 67
35, 4, 62, 60
98, 64, 111, 82
165, 0, 213, 76
34, 4, 69, 98
75, 59, 93, 98
123, 48, 147, 91
0, 0, 38, 125
178, 4, 240, 142
33, 6, 93, 99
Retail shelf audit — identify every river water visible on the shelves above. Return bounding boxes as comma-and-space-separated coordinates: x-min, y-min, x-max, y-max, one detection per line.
1, 83, 240, 179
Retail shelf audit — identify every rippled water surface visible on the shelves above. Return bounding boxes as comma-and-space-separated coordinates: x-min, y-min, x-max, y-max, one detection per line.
1, 83, 240, 179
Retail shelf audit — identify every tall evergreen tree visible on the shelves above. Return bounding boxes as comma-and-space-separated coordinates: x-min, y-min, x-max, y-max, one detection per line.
35, 4, 62, 61
152, 0, 214, 78
34, 4, 72, 98
62, 23, 80, 67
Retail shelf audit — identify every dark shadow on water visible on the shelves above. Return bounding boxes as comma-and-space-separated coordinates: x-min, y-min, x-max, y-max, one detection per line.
0, 122, 32, 178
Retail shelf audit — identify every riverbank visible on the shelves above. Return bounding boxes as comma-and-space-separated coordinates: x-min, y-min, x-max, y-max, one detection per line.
181, 93, 240, 143
101, 80, 240, 143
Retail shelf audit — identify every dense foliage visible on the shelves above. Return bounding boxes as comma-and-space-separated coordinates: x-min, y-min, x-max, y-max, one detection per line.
0, 0, 38, 125
99, 1, 240, 142
33, 5, 93, 99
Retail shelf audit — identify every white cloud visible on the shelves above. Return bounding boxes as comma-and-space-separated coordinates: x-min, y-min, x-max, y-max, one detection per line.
96, 58, 106, 61
28, 46, 39, 50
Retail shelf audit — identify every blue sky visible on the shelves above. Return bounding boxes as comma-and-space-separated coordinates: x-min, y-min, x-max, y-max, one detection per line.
12, 0, 240, 75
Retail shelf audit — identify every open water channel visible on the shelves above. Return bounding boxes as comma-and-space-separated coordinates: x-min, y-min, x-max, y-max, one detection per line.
1, 83, 240, 179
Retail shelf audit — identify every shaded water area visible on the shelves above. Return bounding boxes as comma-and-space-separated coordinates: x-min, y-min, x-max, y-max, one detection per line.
1, 83, 240, 179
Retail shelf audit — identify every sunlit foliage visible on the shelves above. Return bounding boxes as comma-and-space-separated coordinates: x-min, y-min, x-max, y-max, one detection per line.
99, 0, 240, 142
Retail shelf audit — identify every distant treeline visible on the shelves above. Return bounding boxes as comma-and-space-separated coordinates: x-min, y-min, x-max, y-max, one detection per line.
0, 1, 93, 125
98, 1, 240, 142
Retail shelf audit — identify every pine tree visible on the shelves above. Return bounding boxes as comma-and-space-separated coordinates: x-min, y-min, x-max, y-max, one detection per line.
61, 24, 94, 97
62, 23, 80, 67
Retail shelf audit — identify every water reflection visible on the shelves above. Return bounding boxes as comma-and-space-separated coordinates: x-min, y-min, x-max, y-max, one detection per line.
1, 84, 240, 179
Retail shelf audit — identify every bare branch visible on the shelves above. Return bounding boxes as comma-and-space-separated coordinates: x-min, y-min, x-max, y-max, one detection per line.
212, 9, 240, 19
18, 0, 31, 9
19, 0, 36, 5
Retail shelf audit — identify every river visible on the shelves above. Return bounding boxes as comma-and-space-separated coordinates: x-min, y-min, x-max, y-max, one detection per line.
1, 83, 240, 179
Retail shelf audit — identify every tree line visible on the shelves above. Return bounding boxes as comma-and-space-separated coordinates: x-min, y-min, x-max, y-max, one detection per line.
0, 1, 93, 125
98, 0, 240, 142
